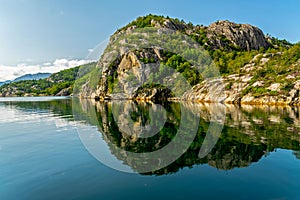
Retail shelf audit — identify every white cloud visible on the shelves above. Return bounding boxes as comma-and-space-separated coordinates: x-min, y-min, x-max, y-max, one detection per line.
13, 70, 26, 77
88, 49, 94, 53
43, 62, 51, 66
0, 59, 94, 82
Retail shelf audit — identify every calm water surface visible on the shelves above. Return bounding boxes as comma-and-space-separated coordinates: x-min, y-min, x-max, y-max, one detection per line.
0, 97, 300, 200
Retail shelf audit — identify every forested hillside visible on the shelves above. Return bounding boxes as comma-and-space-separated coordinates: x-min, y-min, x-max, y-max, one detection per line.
0, 62, 96, 97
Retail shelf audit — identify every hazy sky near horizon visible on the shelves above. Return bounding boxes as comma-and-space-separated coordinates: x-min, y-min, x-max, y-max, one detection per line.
0, 0, 299, 80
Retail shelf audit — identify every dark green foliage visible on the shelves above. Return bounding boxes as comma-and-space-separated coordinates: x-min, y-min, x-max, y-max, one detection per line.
189, 27, 208, 46
249, 43, 300, 97
116, 14, 187, 34
267, 43, 300, 68
242, 86, 269, 97
225, 81, 233, 90
269, 36, 293, 48
210, 49, 258, 74
117, 14, 166, 32
107, 75, 115, 93
139, 57, 156, 64
163, 53, 201, 85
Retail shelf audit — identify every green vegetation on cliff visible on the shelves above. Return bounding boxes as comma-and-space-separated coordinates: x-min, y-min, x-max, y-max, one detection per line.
242, 43, 300, 97
117, 14, 293, 74
117, 14, 186, 32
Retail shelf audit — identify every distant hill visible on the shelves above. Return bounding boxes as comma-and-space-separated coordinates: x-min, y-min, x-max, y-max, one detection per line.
0, 62, 96, 97
14, 73, 51, 82
0, 80, 11, 86
0, 73, 51, 86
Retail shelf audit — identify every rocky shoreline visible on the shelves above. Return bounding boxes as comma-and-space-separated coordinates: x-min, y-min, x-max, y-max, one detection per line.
181, 77, 300, 106
1, 92, 299, 106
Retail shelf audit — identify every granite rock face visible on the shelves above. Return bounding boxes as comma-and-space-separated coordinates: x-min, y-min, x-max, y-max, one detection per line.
206, 20, 270, 51
182, 72, 300, 106
86, 48, 173, 101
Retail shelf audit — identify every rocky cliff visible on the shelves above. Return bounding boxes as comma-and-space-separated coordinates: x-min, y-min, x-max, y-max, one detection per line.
80, 15, 290, 103
206, 20, 270, 51
77, 15, 299, 105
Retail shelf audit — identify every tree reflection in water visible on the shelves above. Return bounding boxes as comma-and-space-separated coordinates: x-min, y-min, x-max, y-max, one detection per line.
5, 98, 299, 175
75, 99, 300, 175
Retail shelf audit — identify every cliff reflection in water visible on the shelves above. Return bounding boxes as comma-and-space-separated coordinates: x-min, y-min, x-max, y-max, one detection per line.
4, 98, 299, 174
76, 99, 300, 174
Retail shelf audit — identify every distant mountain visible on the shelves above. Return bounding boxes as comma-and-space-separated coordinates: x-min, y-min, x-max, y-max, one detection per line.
14, 73, 51, 82
0, 73, 51, 86
0, 80, 11, 86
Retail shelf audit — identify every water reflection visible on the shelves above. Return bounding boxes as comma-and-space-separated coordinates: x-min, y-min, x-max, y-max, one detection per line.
293, 151, 300, 159
75, 99, 300, 174
2, 98, 300, 174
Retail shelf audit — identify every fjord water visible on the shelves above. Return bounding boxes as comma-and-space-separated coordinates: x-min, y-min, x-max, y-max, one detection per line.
0, 97, 300, 199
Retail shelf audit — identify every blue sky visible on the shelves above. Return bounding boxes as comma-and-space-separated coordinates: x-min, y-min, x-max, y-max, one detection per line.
0, 0, 299, 80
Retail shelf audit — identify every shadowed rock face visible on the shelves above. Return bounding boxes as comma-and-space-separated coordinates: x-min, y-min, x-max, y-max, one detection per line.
90, 49, 175, 101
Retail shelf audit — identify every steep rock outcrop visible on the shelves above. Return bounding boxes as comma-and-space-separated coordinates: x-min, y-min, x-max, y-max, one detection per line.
207, 20, 270, 51
89, 48, 171, 100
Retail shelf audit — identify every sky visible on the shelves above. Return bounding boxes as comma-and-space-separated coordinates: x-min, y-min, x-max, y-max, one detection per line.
0, 0, 299, 81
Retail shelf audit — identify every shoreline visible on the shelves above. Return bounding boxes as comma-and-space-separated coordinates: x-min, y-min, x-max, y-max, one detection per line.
1, 95, 300, 106
91, 96, 300, 107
